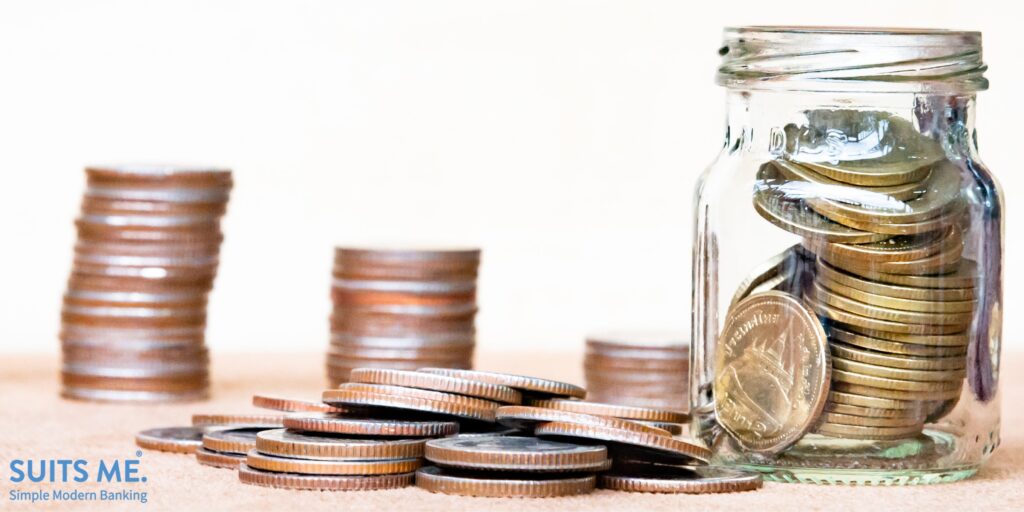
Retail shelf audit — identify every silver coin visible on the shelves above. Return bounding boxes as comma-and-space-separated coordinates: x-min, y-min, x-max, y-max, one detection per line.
425, 436, 609, 472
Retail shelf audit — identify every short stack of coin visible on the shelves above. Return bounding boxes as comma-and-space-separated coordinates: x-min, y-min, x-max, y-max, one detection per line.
584, 331, 690, 411
745, 111, 975, 441
61, 165, 232, 403
327, 248, 481, 385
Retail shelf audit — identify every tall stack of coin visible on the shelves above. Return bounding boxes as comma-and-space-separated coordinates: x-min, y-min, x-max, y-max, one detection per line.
327, 248, 480, 385
61, 165, 232, 403
584, 331, 689, 411
743, 110, 974, 441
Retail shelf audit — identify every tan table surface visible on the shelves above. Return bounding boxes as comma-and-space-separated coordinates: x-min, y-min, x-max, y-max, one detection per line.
1, 351, 1020, 511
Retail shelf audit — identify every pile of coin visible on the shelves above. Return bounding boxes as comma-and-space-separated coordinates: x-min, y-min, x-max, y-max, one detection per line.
61, 166, 232, 403
737, 110, 975, 442
584, 331, 690, 411
138, 368, 763, 495
327, 248, 481, 385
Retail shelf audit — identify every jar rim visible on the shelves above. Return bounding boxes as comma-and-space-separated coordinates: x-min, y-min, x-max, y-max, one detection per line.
717, 25, 988, 93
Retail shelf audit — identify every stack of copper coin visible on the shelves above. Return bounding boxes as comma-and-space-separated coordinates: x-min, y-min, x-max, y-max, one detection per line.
61, 165, 232, 403
584, 331, 690, 411
327, 248, 480, 385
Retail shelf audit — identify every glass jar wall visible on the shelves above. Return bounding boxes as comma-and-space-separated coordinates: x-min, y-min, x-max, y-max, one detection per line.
691, 27, 1002, 485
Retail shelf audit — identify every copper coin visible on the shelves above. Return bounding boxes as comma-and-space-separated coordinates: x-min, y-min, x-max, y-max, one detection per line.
533, 421, 710, 464
192, 413, 284, 427
251, 394, 344, 413
195, 447, 245, 469
245, 451, 422, 476
425, 436, 609, 472
526, 399, 688, 424
418, 368, 586, 399
599, 462, 763, 494
322, 389, 497, 423
202, 427, 268, 455
255, 428, 425, 461
415, 466, 596, 498
348, 369, 521, 404
494, 406, 671, 437
282, 413, 458, 438
238, 463, 414, 491
135, 426, 207, 454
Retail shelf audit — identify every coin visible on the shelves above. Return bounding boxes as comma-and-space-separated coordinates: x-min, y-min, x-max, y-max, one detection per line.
245, 451, 422, 475
634, 421, 685, 436
338, 383, 500, 409
195, 448, 245, 469
191, 413, 284, 427
418, 368, 586, 399
202, 427, 268, 455
415, 466, 596, 498
820, 279, 975, 314
322, 388, 497, 422
816, 260, 974, 301
829, 343, 965, 371
255, 428, 425, 460
599, 462, 763, 494
838, 326, 970, 347
832, 381, 961, 401
823, 401, 925, 418
814, 422, 925, 441
810, 281, 971, 326
753, 174, 889, 244
831, 358, 965, 383
348, 369, 522, 404
526, 399, 688, 424
424, 436, 610, 472
135, 426, 207, 454
251, 394, 343, 413
239, 463, 415, 491
827, 390, 917, 411
828, 326, 968, 355
494, 406, 670, 436
823, 240, 964, 274
834, 258, 979, 289
811, 228, 954, 265
806, 295, 965, 335
714, 291, 830, 454
533, 421, 710, 464
769, 159, 925, 201
819, 411, 923, 428
282, 413, 459, 437
729, 245, 803, 310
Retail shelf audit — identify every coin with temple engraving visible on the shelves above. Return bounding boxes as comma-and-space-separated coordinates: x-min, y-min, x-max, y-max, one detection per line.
714, 291, 830, 454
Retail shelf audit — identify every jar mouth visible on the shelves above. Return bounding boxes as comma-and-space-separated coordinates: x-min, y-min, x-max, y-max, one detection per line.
718, 26, 987, 93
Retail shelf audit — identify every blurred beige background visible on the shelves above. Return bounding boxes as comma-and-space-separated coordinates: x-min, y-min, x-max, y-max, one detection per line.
0, 0, 1017, 354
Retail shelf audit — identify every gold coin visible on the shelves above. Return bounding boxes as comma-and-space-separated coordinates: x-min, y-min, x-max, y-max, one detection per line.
347, 368, 522, 404
830, 343, 965, 371
809, 228, 952, 264
423, 436, 610, 472
832, 358, 965, 383
238, 463, 414, 491
245, 451, 421, 475
814, 422, 923, 441
819, 411, 923, 428
729, 244, 806, 310
827, 390, 917, 411
769, 159, 926, 201
255, 428, 426, 460
816, 260, 975, 301
819, 277, 975, 313
805, 294, 967, 334
714, 291, 830, 454
415, 465, 596, 498
814, 200, 965, 236
807, 161, 961, 225
598, 462, 763, 494
837, 325, 969, 348
526, 399, 688, 424
832, 367, 961, 391
824, 401, 926, 419
823, 241, 963, 276
835, 258, 979, 289
832, 381, 962, 401
533, 421, 710, 464
753, 168, 889, 244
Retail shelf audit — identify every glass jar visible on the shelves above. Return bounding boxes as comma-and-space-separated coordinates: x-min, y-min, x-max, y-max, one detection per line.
691, 27, 1002, 485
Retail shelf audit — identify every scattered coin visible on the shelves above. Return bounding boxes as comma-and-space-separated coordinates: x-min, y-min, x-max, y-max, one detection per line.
527, 399, 689, 424
322, 388, 497, 423
494, 406, 671, 437
239, 463, 415, 491
135, 426, 207, 454
418, 368, 586, 399
424, 436, 610, 472
252, 394, 344, 413
415, 465, 596, 498
202, 427, 267, 455
348, 368, 522, 404
195, 447, 245, 470
533, 421, 710, 464
282, 413, 459, 438
245, 451, 422, 475
255, 428, 426, 461
599, 462, 763, 494
191, 413, 284, 427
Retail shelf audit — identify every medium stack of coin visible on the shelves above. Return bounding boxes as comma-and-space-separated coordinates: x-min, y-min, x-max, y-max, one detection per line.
744, 110, 975, 441
327, 248, 480, 385
584, 331, 690, 411
61, 165, 232, 402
